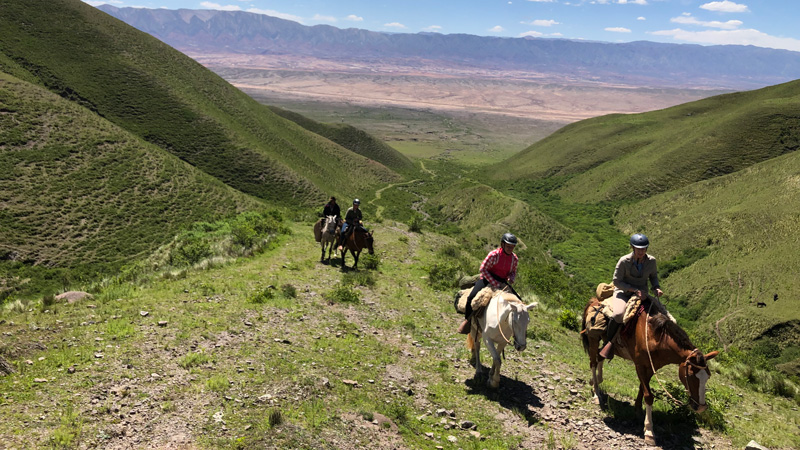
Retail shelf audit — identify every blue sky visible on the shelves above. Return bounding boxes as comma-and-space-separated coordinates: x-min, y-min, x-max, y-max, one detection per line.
85, 0, 800, 52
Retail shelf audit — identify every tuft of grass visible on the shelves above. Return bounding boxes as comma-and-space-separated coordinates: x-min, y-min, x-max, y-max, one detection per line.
324, 285, 360, 304
178, 351, 211, 369
206, 375, 229, 393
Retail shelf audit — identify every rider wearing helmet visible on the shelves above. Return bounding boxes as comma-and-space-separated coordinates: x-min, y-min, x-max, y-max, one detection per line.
338, 198, 363, 251
323, 196, 341, 221
457, 232, 520, 334
599, 233, 664, 360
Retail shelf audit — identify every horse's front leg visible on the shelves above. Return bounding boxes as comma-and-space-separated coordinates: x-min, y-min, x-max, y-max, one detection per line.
635, 365, 656, 445
485, 339, 504, 389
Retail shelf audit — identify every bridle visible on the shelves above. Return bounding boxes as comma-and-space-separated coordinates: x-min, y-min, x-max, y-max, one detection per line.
496, 295, 523, 346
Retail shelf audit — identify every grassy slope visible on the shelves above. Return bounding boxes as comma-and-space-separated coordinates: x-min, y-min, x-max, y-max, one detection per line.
0, 0, 401, 209
615, 150, 800, 354
495, 79, 800, 203
1, 220, 797, 449
0, 72, 262, 269
267, 105, 415, 173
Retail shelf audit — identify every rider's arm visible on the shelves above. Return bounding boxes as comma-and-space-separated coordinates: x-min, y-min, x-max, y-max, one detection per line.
507, 254, 519, 285
480, 250, 500, 288
612, 256, 636, 293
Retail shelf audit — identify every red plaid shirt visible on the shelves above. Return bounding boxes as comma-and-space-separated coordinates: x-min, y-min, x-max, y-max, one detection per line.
480, 247, 518, 288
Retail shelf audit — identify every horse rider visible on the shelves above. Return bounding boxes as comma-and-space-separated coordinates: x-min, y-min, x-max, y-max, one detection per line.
599, 233, 663, 360
337, 198, 363, 251
457, 233, 519, 334
323, 196, 341, 221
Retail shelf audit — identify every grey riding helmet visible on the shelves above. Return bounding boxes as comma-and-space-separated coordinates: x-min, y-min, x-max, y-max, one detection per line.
501, 233, 518, 246
630, 233, 649, 248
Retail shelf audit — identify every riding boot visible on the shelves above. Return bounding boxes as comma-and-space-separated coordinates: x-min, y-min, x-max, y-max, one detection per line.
599, 320, 621, 360
457, 318, 471, 334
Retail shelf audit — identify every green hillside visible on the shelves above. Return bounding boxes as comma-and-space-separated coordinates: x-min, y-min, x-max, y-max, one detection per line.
268, 106, 415, 172
496, 79, 800, 203
0, 0, 401, 209
0, 72, 261, 269
615, 150, 800, 365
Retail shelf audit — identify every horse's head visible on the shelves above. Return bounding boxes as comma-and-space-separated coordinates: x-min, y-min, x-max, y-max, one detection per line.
679, 349, 719, 413
324, 215, 337, 233
365, 231, 374, 255
507, 300, 538, 352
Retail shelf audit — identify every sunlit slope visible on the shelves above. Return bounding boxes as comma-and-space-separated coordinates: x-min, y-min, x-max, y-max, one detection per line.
0, 0, 400, 207
497, 79, 800, 203
268, 106, 414, 172
427, 179, 568, 254
0, 72, 262, 268
616, 150, 800, 359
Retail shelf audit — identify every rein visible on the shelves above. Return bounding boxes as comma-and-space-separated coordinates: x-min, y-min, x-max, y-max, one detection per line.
644, 298, 685, 408
496, 293, 522, 345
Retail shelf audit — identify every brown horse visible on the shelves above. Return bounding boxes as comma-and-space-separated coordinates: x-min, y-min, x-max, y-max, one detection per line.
581, 296, 719, 446
341, 226, 373, 270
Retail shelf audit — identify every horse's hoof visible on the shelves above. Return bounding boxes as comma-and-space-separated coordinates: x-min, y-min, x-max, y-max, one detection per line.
487, 379, 499, 389
644, 435, 656, 446
592, 395, 600, 405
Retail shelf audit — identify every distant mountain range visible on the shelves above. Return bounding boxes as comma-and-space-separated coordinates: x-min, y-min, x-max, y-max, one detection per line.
98, 5, 800, 90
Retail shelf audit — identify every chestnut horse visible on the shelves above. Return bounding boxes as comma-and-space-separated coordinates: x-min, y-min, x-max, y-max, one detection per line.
581, 296, 719, 445
341, 226, 373, 270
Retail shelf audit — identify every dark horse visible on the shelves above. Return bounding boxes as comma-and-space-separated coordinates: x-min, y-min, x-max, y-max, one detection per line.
341, 226, 373, 270
581, 296, 719, 445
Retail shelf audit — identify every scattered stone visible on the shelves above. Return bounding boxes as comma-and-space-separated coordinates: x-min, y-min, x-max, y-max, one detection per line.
745, 441, 769, 450
140, 311, 149, 317
25, 360, 33, 365
243, 321, 253, 327
342, 379, 359, 387
94, 353, 104, 358
446, 435, 457, 443
460, 420, 475, 429
67, 366, 76, 374
158, 321, 168, 327
55, 291, 94, 304
322, 378, 331, 388
34, 378, 48, 383
469, 430, 482, 440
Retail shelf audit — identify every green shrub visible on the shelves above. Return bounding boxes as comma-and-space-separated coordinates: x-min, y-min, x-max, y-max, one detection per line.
558, 308, 580, 331
249, 287, 275, 304
178, 351, 211, 369
409, 217, 422, 233
427, 261, 468, 290
343, 271, 375, 287
360, 254, 380, 270
325, 285, 360, 303
280, 284, 297, 298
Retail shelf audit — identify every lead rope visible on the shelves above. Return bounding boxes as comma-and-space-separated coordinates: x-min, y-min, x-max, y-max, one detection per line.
497, 295, 513, 345
644, 298, 685, 407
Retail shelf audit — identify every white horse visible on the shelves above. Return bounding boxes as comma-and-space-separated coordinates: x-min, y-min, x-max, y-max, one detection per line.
320, 215, 339, 263
467, 291, 537, 389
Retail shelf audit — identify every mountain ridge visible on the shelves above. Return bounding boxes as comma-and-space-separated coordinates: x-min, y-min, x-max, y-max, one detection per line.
98, 5, 800, 90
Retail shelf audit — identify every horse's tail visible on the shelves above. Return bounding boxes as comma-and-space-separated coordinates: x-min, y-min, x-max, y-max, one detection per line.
466, 331, 475, 351
580, 298, 597, 354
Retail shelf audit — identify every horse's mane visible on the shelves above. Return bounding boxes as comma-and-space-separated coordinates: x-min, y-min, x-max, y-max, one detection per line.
649, 312, 694, 350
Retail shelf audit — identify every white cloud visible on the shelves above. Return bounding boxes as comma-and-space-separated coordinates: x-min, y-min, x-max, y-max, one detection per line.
618, 0, 647, 4
489, 25, 505, 32
200, 2, 241, 11
671, 15, 742, 30
527, 0, 556, 2
424, 25, 443, 31
700, 1, 749, 13
384, 22, 407, 29
551, 32, 563, 36
520, 31, 545, 37
247, 8, 304, 23
84, 0, 122, 5
650, 28, 800, 52
345, 15, 364, 22
637, 16, 646, 21
311, 14, 337, 23
605, 27, 632, 33
524, 19, 560, 27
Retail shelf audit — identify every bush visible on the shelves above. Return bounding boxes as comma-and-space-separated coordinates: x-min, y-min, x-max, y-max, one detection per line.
343, 271, 375, 287
280, 284, 297, 298
558, 308, 580, 331
249, 286, 275, 304
325, 285, 360, 303
409, 217, 422, 233
360, 254, 380, 270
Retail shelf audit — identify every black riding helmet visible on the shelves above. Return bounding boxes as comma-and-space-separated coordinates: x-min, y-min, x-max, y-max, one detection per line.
630, 233, 649, 248
501, 233, 518, 246
353, 198, 361, 205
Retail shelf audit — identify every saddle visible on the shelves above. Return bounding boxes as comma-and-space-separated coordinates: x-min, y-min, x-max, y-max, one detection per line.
454, 284, 512, 317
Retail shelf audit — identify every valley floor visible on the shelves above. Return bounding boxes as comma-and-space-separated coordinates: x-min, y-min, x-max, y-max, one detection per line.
0, 219, 790, 449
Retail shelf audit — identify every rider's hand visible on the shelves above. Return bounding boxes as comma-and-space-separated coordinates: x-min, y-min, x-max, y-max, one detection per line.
655, 288, 664, 297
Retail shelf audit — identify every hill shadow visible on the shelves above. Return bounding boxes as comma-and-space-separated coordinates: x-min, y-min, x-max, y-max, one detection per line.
465, 370, 544, 426
597, 393, 704, 449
